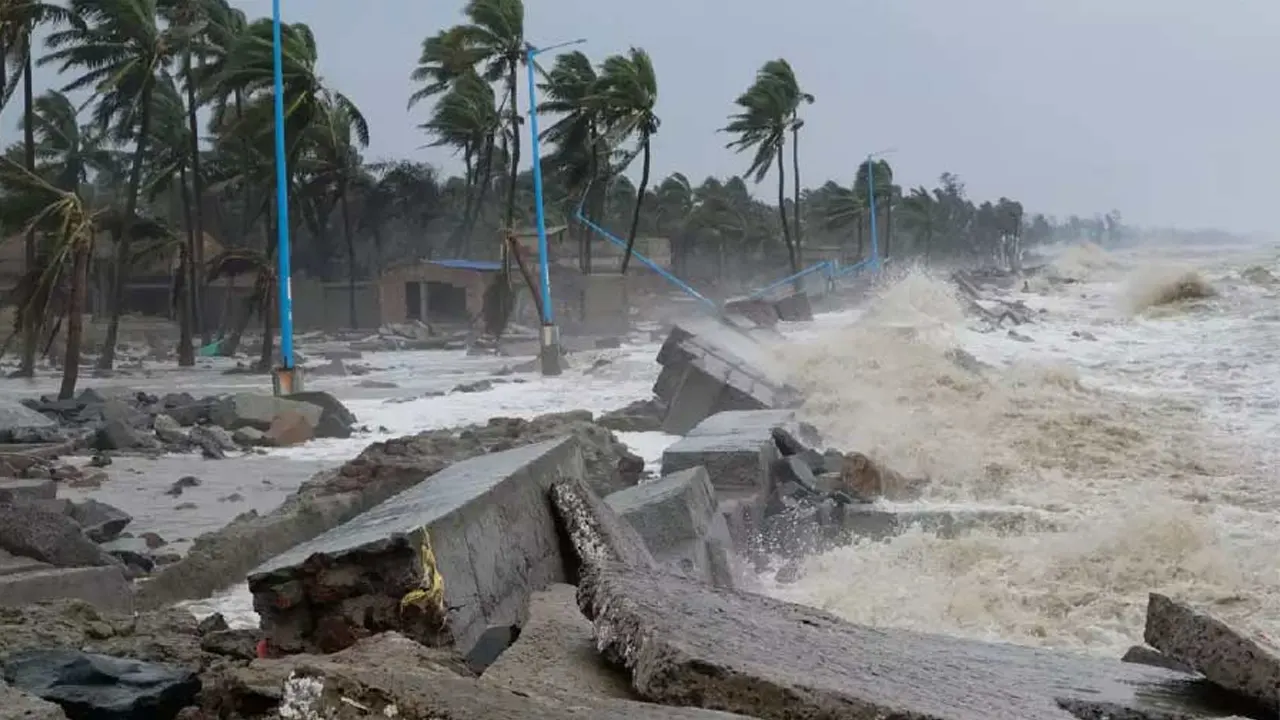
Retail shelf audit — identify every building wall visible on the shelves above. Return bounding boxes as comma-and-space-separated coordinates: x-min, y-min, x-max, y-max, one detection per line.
378, 263, 492, 326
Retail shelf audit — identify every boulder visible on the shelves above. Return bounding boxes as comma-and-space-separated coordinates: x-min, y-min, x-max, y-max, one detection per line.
208, 393, 322, 432
230, 427, 266, 447
0, 479, 57, 504
286, 391, 356, 439
151, 415, 187, 445
653, 318, 803, 434
2, 648, 199, 720
0, 401, 57, 444
605, 467, 737, 588
0, 678, 67, 719
1144, 592, 1280, 712
0, 504, 118, 568
578, 563, 1252, 720
247, 437, 585, 655
68, 499, 132, 544
839, 451, 929, 501
0, 566, 133, 615
263, 411, 314, 447
92, 418, 160, 452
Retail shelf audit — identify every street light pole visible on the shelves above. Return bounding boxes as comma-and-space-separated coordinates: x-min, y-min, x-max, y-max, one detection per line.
526, 38, 585, 377
270, 0, 299, 395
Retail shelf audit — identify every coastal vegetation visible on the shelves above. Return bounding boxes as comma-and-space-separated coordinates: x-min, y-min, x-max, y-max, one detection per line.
0, 0, 1123, 396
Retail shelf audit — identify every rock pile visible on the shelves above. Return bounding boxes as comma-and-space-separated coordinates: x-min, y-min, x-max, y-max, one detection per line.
11, 388, 357, 457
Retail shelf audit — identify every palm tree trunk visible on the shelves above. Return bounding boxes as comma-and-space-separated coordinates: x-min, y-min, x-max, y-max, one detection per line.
58, 244, 90, 400
620, 136, 651, 275
884, 192, 893, 259
257, 286, 275, 372
18, 51, 37, 377
503, 61, 521, 233
340, 183, 358, 328
97, 81, 156, 370
775, 145, 797, 275
184, 53, 208, 345
791, 120, 803, 267
459, 131, 497, 255
176, 167, 196, 367
449, 142, 479, 254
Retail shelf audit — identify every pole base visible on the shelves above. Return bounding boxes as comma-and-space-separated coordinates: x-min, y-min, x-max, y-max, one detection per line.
272, 366, 304, 396
538, 324, 564, 377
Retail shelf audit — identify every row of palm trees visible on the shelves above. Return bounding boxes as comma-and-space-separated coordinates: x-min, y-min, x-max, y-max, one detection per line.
0, 0, 1099, 401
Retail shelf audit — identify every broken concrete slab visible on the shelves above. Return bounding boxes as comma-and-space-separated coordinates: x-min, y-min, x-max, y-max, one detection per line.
685, 408, 823, 453
0, 566, 133, 615
771, 290, 813, 322
248, 437, 582, 656
549, 476, 655, 576
606, 467, 737, 588
653, 318, 803, 435
721, 297, 779, 329
1145, 592, 1280, 712
579, 562, 1251, 720
0, 548, 49, 577
0, 478, 56, 504
661, 433, 777, 492
68, 499, 132, 544
1122, 644, 1195, 674
482, 584, 636, 701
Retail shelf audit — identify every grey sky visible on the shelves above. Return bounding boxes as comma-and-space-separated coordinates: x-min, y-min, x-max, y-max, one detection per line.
4, 0, 1278, 232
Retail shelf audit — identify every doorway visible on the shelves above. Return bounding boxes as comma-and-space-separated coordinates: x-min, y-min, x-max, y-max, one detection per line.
404, 281, 422, 321
426, 281, 468, 322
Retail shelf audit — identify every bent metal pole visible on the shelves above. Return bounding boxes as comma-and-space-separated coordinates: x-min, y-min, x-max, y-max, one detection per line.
271, 0, 298, 394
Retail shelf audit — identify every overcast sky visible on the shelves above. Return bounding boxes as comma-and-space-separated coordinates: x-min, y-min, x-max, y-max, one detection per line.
3, 0, 1277, 232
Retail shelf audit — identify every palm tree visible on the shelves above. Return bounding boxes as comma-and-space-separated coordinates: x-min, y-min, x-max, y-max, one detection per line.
0, 157, 98, 397
899, 187, 937, 264
22, 90, 116, 193
453, 0, 526, 235
207, 245, 275, 370
408, 26, 484, 108
304, 101, 370, 327
538, 49, 604, 272
42, 0, 180, 370
595, 47, 659, 274
1, 0, 71, 376
419, 69, 499, 254
723, 59, 807, 274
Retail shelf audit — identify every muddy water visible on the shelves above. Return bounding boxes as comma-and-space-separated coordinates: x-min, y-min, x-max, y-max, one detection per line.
769, 239, 1280, 655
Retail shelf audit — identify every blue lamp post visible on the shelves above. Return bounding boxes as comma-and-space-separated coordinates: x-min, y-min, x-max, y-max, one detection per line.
864, 147, 896, 274
526, 38, 585, 377
270, 0, 298, 395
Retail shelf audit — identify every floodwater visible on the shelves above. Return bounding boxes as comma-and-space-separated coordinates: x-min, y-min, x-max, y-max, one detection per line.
16, 238, 1280, 656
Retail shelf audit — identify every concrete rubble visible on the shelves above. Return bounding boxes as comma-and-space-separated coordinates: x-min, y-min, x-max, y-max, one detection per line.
578, 561, 1256, 720
652, 317, 803, 434
1144, 592, 1280, 713
247, 438, 585, 655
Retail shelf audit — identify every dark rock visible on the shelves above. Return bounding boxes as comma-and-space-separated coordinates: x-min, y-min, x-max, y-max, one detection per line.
452, 379, 495, 394
88, 455, 111, 468
597, 398, 666, 433
579, 563, 1251, 720
195, 614, 228, 636
164, 477, 200, 497
185, 428, 226, 460
98, 538, 155, 573
199, 630, 260, 661
0, 677, 67, 719
2, 648, 200, 720
139, 533, 166, 550
770, 455, 820, 496
0, 504, 118, 567
284, 391, 356, 440
69, 499, 132, 544
1145, 592, 1280, 712
247, 437, 585, 655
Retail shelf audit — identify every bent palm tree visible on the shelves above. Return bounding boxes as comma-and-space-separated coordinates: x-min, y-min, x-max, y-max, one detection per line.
595, 47, 659, 274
